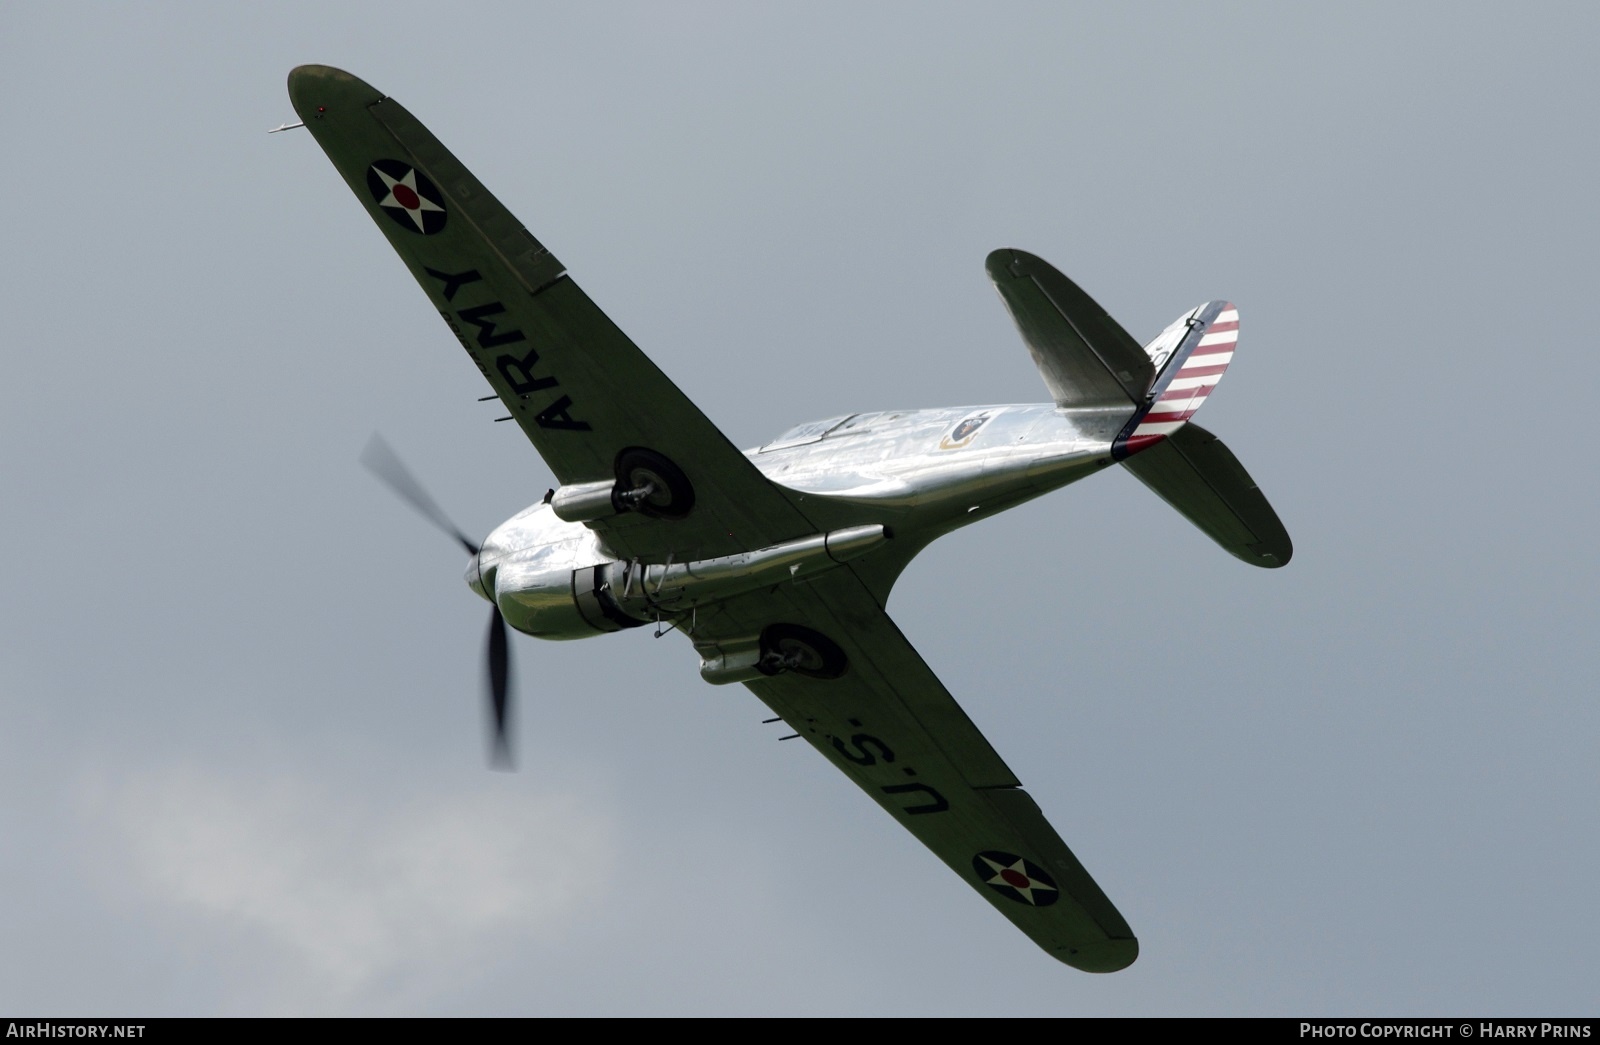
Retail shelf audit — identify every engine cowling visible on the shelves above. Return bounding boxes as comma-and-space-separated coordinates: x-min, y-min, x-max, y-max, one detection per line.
493, 559, 648, 640
487, 522, 891, 644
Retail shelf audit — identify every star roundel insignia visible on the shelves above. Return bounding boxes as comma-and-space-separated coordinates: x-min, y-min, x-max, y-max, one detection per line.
972, 851, 1060, 907
366, 159, 446, 235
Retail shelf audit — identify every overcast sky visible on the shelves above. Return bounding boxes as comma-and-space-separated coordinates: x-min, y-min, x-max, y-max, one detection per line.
2, 1, 1596, 1017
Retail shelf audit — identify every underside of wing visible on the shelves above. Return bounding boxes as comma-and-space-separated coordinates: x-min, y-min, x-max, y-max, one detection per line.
694, 567, 1137, 972
288, 65, 813, 563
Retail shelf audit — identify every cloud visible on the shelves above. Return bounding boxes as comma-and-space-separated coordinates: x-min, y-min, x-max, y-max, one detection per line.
86, 765, 617, 1012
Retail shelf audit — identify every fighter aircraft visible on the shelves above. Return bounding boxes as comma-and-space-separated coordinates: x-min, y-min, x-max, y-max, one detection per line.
286, 65, 1290, 974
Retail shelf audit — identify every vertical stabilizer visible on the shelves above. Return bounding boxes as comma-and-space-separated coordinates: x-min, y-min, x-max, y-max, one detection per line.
1116, 301, 1238, 457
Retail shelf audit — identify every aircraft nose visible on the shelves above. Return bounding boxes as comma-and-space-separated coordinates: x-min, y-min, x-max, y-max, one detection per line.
464, 552, 491, 602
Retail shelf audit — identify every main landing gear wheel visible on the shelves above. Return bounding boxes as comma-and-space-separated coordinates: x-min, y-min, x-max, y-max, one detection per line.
759, 623, 848, 679
614, 447, 695, 520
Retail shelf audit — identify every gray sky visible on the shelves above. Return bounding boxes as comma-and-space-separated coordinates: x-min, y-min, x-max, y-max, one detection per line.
2, 0, 1596, 1016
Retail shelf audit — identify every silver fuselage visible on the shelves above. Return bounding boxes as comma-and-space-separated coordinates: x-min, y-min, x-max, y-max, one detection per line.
471, 402, 1125, 639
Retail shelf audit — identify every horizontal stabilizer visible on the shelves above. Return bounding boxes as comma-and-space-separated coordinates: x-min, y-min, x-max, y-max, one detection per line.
1120, 422, 1292, 568
987, 250, 1153, 408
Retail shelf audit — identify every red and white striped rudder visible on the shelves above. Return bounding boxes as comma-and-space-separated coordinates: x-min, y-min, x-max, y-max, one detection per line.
1115, 301, 1238, 458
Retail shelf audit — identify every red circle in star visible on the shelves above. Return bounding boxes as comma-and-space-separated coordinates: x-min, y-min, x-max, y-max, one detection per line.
974, 851, 1059, 906
367, 159, 446, 234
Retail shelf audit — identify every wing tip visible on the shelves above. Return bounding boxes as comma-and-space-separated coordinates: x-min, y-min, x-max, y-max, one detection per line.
286, 64, 384, 114
1058, 935, 1139, 973
1242, 534, 1293, 568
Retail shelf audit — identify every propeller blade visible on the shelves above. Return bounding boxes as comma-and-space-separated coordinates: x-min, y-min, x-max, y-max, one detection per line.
360, 433, 479, 555
486, 606, 514, 770
361, 433, 515, 771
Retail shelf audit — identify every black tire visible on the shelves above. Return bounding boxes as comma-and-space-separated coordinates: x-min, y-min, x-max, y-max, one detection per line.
759, 623, 848, 680
613, 447, 695, 520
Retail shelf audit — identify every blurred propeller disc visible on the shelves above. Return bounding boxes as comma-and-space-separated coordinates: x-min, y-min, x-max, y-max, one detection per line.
361, 433, 516, 769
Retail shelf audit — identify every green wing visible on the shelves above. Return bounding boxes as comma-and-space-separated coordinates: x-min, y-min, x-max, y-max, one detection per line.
288, 65, 812, 562
697, 568, 1138, 972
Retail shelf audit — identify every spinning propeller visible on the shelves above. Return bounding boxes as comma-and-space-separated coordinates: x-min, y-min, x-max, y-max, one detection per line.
361, 435, 514, 770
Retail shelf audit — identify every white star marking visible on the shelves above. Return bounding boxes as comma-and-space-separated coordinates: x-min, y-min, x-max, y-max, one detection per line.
978, 854, 1058, 905
371, 165, 444, 232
